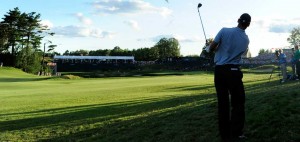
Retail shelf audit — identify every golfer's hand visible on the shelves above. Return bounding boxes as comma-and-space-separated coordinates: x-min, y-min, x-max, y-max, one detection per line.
205, 46, 210, 53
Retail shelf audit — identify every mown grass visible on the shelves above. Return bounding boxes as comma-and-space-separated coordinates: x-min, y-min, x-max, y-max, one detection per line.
0, 67, 299, 142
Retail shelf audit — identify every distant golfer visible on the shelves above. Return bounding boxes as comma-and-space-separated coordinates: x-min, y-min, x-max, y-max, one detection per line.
205, 13, 251, 141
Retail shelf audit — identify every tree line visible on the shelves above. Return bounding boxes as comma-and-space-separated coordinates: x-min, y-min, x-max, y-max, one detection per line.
63, 37, 181, 61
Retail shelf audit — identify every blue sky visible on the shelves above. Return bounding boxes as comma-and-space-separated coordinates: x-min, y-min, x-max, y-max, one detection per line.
1, 0, 300, 56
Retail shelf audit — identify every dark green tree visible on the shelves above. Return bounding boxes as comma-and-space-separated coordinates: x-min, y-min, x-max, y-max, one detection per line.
110, 46, 123, 56
16, 47, 41, 74
1, 7, 56, 70
69, 49, 89, 56
63, 50, 70, 55
132, 47, 157, 61
1, 7, 22, 65
154, 37, 180, 60
0, 23, 9, 52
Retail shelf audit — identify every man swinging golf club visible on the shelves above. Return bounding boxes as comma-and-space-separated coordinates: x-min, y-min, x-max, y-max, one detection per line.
205, 13, 251, 141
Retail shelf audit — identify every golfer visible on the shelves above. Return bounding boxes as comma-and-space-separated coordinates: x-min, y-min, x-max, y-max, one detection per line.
206, 13, 251, 141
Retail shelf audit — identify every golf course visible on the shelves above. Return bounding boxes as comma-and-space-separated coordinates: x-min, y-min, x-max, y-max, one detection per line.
0, 67, 299, 142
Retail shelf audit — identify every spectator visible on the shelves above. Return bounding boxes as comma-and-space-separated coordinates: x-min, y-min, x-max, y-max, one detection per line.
290, 48, 297, 79
294, 45, 300, 80
276, 49, 287, 83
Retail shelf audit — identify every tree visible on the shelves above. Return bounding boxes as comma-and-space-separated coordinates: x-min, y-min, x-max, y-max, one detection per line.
287, 27, 300, 46
0, 23, 9, 52
1, 7, 56, 69
258, 49, 266, 55
16, 47, 41, 74
154, 37, 180, 60
258, 48, 272, 55
133, 47, 159, 61
69, 49, 89, 56
89, 49, 111, 56
1, 7, 22, 65
110, 46, 122, 56
63, 50, 70, 55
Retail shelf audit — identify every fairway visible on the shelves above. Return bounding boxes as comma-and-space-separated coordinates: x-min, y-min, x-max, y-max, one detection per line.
0, 68, 299, 142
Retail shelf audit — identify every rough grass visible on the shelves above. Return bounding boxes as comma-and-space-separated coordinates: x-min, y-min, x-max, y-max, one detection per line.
0, 67, 299, 142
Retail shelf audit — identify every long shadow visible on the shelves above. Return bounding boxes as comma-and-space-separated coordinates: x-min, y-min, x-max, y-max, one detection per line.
0, 77, 51, 82
36, 93, 218, 142
166, 84, 215, 92
0, 97, 168, 117
0, 94, 217, 140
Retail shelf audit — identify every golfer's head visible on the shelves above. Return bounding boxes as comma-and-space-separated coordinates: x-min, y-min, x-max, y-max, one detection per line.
238, 13, 251, 28
295, 45, 299, 50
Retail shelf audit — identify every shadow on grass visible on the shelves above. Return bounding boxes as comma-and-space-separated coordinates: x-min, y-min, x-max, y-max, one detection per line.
64, 72, 186, 78
0, 77, 51, 82
0, 93, 219, 142
243, 79, 300, 142
165, 84, 215, 93
1, 76, 299, 142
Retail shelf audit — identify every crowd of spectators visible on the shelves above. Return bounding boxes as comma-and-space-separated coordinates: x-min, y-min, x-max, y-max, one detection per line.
242, 49, 293, 65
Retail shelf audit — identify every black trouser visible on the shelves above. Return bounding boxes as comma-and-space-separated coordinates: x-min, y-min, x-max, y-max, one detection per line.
214, 65, 245, 140
296, 61, 300, 79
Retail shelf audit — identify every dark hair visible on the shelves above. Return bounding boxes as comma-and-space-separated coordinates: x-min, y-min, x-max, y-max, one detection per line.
238, 13, 251, 24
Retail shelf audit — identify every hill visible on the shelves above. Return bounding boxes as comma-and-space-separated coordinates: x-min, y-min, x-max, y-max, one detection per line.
0, 67, 47, 82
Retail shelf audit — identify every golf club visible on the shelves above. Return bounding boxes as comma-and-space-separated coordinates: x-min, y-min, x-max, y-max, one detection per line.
197, 3, 207, 45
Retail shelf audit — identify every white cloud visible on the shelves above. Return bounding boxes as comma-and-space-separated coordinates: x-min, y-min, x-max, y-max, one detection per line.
91, 0, 172, 17
172, 34, 201, 43
75, 13, 93, 26
40, 20, 54, 28
124, 20, 140, 31
252, 17, 300, 33
138, 34, 200, 43
51, 25, 116, 38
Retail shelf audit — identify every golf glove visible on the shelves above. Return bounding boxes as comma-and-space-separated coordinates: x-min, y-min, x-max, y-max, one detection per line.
205, 46, 210, 53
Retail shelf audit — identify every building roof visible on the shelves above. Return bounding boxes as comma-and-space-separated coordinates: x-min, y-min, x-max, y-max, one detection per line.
54, 55, 134, 60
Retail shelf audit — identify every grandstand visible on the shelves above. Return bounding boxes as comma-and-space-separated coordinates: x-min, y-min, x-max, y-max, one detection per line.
54, 55, 135, 64
53, 55, 136, 72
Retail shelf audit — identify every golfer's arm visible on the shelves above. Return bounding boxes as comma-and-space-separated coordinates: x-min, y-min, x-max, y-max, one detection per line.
209, 41, 218, 52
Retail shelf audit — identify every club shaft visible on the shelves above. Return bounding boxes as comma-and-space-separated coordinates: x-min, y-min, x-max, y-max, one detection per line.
197, 8, 207, 44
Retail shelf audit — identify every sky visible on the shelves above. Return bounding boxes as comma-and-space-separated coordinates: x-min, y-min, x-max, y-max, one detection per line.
1, 0, 300, 57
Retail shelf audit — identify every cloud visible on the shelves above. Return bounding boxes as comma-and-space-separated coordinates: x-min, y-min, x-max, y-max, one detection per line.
138, 34, 200, 43
40, 20, 54, 28
123, 20, 140, 31
91, 0, 172, 17
75, 13, 93, 26
51, 25, 116, 38
269, 24, 296, 33
253, 18, 300, 33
